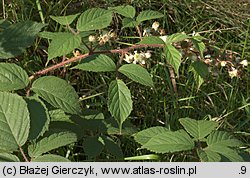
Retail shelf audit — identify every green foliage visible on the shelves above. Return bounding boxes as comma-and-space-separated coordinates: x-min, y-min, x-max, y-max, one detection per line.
48, 32, 81, 60
28, 132, 77, 158
118, 64, 154, 87
134, 118, 244, 161
0, 21, 45, 58
0, 63, 29, 91
136, 10, 164, 23
164, 44, 182, 75
108, 79, 133, 132
72, 54, 116, 72
50, 14, 80, 26
179, 118, 218, 139
77, 8, 113, 31
0, 92, 30, 152
110, 5, 136, 18
0, 2, 247, 162
32, 76, 82, 115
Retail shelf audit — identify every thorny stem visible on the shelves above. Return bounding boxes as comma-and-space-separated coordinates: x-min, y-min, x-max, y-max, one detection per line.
19, 145, 29, 162
29, 44, 164, 81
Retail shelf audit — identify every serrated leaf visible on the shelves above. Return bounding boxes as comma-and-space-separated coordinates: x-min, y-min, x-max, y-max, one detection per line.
118, 64, 154, 87
83, 136, 104, 158
32, 76, 81, 115
179, 118, 218, 139
48, 32, 81, 60
164, 44, 182, 74
77, 8, 112, 31
192, 36, 205, 58
207, 131, 242, 147
197, 149, 221, 162
0, 20, 45, 59
38, 31, 57, 39
108, 79, 132, 130
166, 33, 190, 44
134, 126, 169, 145
0, 92, 29, 152
208, 145, 244, 162
28, 132, 77, 158
32, 154, 70, 162
50, 13, 80, 25
139, 36, 165, 45
122, 18, 138, 28
72, 54, 116, 72
0, 153, 20, 162
0, 63, 29, 91
191, 61, 209, 79
141, 130, 194, 153
136, 10, 164, 23
110, 5, 135, 18
25, 96, 50, 140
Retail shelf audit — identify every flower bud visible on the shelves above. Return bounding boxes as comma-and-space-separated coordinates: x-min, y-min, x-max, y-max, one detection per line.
152, 21, 160, 31
88, 35, 97, 42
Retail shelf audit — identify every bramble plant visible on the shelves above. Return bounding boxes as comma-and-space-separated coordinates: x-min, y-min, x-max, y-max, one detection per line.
0, 5, 247, 162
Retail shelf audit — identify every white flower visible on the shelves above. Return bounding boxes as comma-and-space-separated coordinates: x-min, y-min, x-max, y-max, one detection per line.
141, 60, 146, 65
98, 33, 110, 45
124, 53, 134, 63
152, 21, 160, 31
228, 68, 238, 78
133, 51, 142, 62
240, 60, 248, 67
159, 35, 168, 42
220, 61, 227, 67
145, 51, 152, 59
88, 35, 96, 42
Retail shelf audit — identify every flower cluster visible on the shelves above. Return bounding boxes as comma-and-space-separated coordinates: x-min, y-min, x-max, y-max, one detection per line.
88, 31, 117, 45
124, 51, 152, 65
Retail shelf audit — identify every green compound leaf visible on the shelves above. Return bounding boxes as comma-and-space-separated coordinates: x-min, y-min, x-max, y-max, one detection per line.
118, 64, 154, 88
207, 131, 242, 147
32, 76, 81, 115
134, 126, 170, 145
50, 13, 80, 25
164, 44, 182, 75
0, 20, 45, 59
165, 33, 190, 44
25, 96, 50, 140
72, 54, 116, 72
141, 130, 194, 153
28, 132, 77, 158
32, 154, 71, 162
110, 5, 136, 18
0, 92, 30, 152
179, 118, 218, 139
0, 153, 20, 162
48, 32, 81, 60
136, 10, 164, 23
139, 36, 165, 45
197, 149, 221, 162
122, 18, 139, 28
0, 63, 29, 91
77, 8, 113, 31
108, 79, 132, 131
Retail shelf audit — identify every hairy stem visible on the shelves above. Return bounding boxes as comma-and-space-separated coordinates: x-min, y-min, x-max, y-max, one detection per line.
19, 145, 29, 162
29, 44, 164, 81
